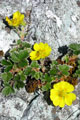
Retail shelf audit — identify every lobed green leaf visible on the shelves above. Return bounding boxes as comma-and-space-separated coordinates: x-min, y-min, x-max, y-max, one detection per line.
1, 72, 13, 82
2, 86, 15, 96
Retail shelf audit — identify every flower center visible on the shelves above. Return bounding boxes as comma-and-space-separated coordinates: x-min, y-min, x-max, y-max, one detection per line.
58, 91, 66, 97
36, 51, 40, 57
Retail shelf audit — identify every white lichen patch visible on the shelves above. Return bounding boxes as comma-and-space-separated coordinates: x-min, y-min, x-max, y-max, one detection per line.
0, 29, 19, 53
0, 96, 27, 120
46, 10, 62, 28
0, 20, 6, 30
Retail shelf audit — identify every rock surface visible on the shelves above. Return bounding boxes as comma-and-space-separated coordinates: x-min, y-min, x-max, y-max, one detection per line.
0, 21, 19, 53
0, 0, 80, 120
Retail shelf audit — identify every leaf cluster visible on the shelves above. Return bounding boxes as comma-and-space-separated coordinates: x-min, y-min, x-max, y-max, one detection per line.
69, 43, 80, 55
0, 40, 31, 95
41, 60, 70, 91
1, 42, 80, 95
73, 60, 80, 77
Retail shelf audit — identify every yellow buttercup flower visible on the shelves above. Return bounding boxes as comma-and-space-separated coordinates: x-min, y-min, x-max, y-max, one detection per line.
30, 42, 52, 60
6, 11, 26, 27
50, 81, 76, 108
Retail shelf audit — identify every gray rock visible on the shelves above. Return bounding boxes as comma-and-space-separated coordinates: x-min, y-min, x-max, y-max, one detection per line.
21, 93, 56, 120
0, 116, 16, 120
0, 29, 19, 53
27, 0, 80, 59
0, 88, 34, 120
21, 84, 80, 120
0, 0, 80, 120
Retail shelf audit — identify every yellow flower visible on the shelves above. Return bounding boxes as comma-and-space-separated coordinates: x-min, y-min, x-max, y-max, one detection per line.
50, 81, 76, 108
30, 42, 52, 60
6, 11, 26, 27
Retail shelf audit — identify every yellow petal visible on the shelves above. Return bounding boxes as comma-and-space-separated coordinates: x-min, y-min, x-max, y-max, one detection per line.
12, 19, 19, 26
65, 93, 76, 106
53, 82, 62, 90
13, 11, 24, 26
44, 43, 52, 52
61, 81, 74, 92
20, 14, 24, 21
39, 42, 44, 48
53, 81, 74, 92
30, 51, 40, 60
30, 51, 37, 60
50, 89, 58, 101
13, 11, 20, 19
52, 96, 60, 106
6, 17, 13, 26
33, 43, 40, 51
59, 97, 65, 108
65, 83, 74, 92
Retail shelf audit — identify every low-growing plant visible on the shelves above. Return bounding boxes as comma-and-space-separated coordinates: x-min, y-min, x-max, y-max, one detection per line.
1, 11, 80, 108
5, 11, 27, 40
0, 40, 80, 108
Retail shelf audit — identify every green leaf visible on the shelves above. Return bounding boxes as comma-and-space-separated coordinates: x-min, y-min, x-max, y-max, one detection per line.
50, 67, 58, 75
20, 74, 26, 81
4, 65, 13, 72
43, 73, 52, 82
34, 72, 43, 80
78, 60, 80, 64
17, 39, 22, 45
58, 64, 70, 76
31, 61, 40, 68
18, 59, 28, 67
69, 44, 80, 51
58, 64, 70, 72
1, 72, 13, 82
2, 86, 15, 96
73, 50, 80, 55
52, 60, 58, 65
24, 67, 32, 75
41, 83, 51, 91
14, 74, 20, 81
1, 59, 12, 65
14, 81, 25, 90
24, 69, 36, 78
22, 42, 31, 48
62, 71, 69, 76
30, 70, 36, 77
62, 55, 69, 63
18, 50, 29, 60
10, 52, 20, 63
75, 69, 80, 77
78, 65, 80, 69
51, 76, 55, 81
76, 70, 80, 75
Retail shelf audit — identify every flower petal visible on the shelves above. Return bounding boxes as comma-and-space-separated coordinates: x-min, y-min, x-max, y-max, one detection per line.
52, 96, 60, 106
53, 81, 74, 92
6, 11, 25, 27
39, 42, 44, 49
6, 17, 13, 26
65, 93, 76, 106
13, 11, 20, 19
50, 89, 58, 101
61, 81, 74, 92
59, 97, 65, 108
33, 43, 40, 51
30, 51, 40, 60
20, 14, 24, 22
53, 82, 62, 90
65, 83, 74, 92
